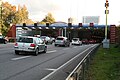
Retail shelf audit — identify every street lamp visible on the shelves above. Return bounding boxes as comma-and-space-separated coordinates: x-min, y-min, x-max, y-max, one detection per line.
0, 0, 2, 35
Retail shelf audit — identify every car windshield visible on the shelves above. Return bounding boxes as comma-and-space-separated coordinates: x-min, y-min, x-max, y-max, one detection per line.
40, 36, 46, 39
82, 39, 88, 41
17, 37, 33, 43
0, 36, 3, 38
73, 38, 79, 41
56, 38, 64, 40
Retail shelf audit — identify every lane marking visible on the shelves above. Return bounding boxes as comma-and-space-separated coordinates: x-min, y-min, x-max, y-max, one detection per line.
11, 50, 57, 60
45, 68, 57, 71
47, 50, 57, 53
63, 48, 70, 50
41, 44, 97, 80
11, 56, 31, 61
73, 46, 77, 48
0, 48, 14, 51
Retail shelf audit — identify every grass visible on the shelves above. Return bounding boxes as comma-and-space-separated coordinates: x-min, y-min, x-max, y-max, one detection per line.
86, 44, 120, 80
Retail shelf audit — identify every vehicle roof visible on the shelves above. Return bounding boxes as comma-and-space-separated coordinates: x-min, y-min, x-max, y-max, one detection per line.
57, 36, 67, 39
72, 38, 79, 39
40, 36, 49, 37
18, 36, 38, 39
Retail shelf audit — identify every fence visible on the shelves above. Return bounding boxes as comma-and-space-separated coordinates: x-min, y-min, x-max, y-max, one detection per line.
66, 44, 100, 80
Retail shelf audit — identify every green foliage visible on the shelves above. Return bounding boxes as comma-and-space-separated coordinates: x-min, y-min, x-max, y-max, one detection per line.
1, 2, 29, 36
15, 5, 28, 24
40, 13, 55, 24
1, 2, 55, 35
86, 45, 120, 80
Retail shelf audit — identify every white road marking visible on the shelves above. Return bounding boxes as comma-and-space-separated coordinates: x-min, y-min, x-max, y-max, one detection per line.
11, 56, 31, 61
63, 48, 70, 50
45, 68, 57, 71
73, 46, 77, 48
41, 44, 97, 80
47, 50, 57, 53
0, 48, 14, 51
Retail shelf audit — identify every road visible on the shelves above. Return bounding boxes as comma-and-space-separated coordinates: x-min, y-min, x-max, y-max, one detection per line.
0, 43, 98, 80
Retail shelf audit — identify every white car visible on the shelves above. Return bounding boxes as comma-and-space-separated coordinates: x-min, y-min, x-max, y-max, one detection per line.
54, 36, 70, 47
72, 38, 82, 45
14, 36, 47, 56
40, 36, 52, 44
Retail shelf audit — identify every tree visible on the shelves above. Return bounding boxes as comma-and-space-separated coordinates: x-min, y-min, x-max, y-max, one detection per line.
1, 2, 29, 35
25, 19, 34, 24
2, 2, 17, 35
40, 13, 55, 24
15, 5, 28, 24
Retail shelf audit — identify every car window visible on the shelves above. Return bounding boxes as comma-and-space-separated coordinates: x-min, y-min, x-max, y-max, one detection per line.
17, 37, 33, 43
56, 38, 64, 40
73, 38, 79, 41
40, 36, 46, 39
0, 36, 3, 38
35, 38, 40, 44
39, 38, 44, 44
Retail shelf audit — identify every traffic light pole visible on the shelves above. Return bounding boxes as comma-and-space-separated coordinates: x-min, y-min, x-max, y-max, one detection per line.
105, 7, 108, 40
103, 0, 109, 48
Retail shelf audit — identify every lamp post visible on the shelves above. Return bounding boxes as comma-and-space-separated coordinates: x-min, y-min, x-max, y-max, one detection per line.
0, 0, 2, 35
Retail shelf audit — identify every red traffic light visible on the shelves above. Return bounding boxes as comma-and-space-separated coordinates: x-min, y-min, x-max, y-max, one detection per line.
106, 0, 108, 2
90, 23, 94, 27
79, 23, 82, 27
23, 23, 26, 26
46, 23, 49, 27
105, 0, 109, 7
68, 23, 72, 27
34, 23, 37, 26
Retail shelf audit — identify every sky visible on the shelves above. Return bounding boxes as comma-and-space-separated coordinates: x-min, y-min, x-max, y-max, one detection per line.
3, 0, 120, 25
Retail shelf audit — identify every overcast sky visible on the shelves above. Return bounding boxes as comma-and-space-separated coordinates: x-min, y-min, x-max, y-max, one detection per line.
3, 0, 120, 25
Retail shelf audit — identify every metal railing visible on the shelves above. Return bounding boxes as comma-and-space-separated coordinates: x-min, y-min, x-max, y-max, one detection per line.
66, 44, 99, 80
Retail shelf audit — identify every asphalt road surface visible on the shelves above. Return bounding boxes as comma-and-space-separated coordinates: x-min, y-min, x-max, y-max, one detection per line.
0, 43, 98, 80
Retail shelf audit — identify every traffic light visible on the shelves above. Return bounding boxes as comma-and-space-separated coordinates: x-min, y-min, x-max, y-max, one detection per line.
89, 23, 94, 27
78, 23, 82, 27
46, 22, 49, 27
68, 23, 72, 27
34, 23, 37, 26
23, 23, 26, 26
105, 0, 109, 8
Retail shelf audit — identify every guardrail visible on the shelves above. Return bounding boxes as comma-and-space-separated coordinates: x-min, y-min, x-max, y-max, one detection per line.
66, 44, 100, 80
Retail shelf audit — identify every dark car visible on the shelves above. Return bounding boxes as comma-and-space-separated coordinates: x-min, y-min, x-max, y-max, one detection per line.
81, 39, 89, 44
0, 35, 7, 44
89, 39, 96, 44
